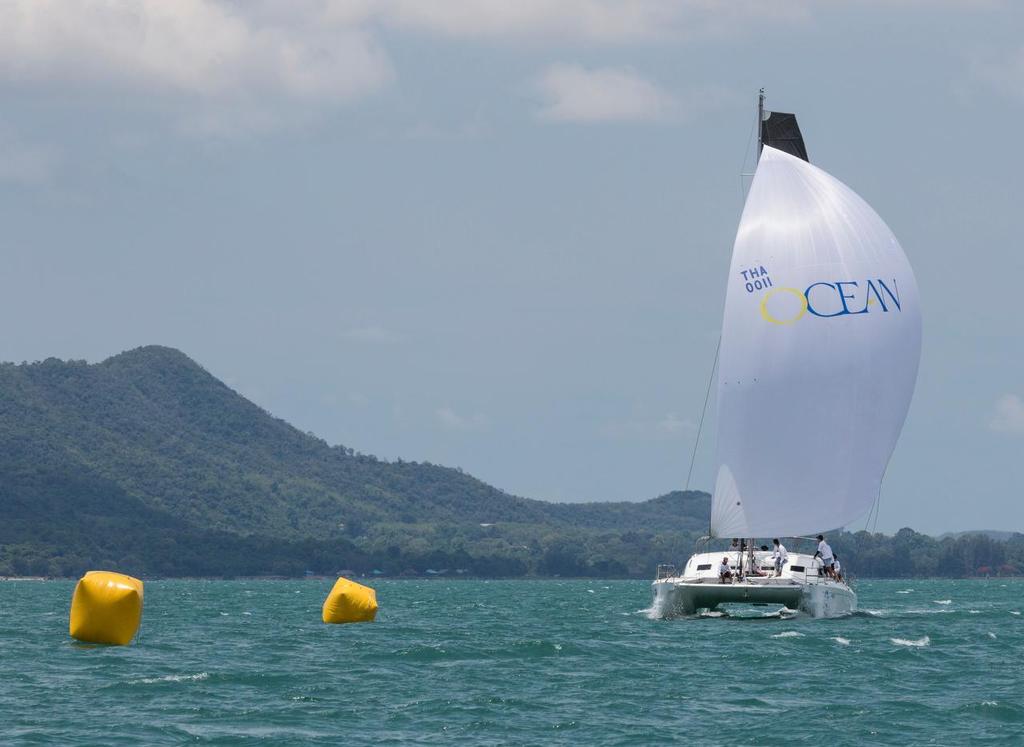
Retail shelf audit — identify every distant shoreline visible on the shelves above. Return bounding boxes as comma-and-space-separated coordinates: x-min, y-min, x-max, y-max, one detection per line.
4, 575, 1023, 583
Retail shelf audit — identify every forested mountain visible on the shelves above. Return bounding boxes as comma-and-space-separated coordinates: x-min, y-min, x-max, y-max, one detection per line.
0, 347, 712, 535
1, 347, 1021, 579
0, 347, 707, 576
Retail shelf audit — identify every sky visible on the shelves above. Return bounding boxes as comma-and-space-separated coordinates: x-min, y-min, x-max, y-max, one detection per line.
1, 1, 1022, 535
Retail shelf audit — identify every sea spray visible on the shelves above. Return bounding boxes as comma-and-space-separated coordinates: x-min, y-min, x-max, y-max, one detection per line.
131, 673, 210, 685
890, 636, 930, 648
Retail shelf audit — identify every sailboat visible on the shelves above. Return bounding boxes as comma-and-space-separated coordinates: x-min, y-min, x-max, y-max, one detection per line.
652, 92, 921, 618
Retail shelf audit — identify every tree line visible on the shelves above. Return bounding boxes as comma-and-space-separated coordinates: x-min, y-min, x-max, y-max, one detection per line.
3, 523, 1021, 580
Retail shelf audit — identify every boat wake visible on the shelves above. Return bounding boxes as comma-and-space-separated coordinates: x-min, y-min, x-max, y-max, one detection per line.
855, 609, 886, 618
759, 607, 800, 619
645, 605, 803, 622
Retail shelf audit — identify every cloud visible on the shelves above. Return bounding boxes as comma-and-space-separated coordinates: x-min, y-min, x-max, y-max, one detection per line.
349, 392, 371, 407
657, 413, 693, 434
0, 0, 393, 133
535, 64, 682, 123
0, 1, 783, 137
599, 412, 695, 440
367, 0, 808, 44
990, 394, 1024, 435
370, 0, 675, 43
0, 124, 59, 185
533, 64, 734, 124
970, 45, 1024, 102
0, 1, 801, 137
340, 325, 404, 344
436, 406, 487, 432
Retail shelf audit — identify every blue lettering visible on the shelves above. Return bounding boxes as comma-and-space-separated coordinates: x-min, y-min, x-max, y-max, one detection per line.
745, 282, 754, 293
765, 276, 902, 323
804, 282, 844, 317
759, 265, 768, 277
835, 281, 867, 315
877, 279, 901, 311
864, 279, 888, 312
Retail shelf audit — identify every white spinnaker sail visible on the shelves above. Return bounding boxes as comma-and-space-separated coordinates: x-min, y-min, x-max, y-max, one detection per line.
710, 145, 921, 539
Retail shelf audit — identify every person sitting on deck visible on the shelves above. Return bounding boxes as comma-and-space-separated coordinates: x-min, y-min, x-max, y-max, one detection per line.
814, 534, 835, 579
718, 557, 733, 584
772, 538, 788, 577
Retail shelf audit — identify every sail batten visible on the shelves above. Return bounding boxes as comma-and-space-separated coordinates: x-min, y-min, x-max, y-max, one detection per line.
710, 145, 921, 539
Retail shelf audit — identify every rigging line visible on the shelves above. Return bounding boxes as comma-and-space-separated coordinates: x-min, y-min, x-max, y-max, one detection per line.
738, 93, 759, 204
866, 463, 891, 533
863, 493, 877, 532
684, 334, 721, 495
869, 468, 890, 533
864, 495, 879, 533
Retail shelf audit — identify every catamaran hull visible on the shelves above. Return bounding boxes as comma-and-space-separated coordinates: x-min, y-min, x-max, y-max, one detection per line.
651, 579, 856, 619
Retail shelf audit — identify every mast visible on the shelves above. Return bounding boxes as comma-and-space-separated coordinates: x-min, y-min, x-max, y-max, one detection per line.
757, 88, 765, 160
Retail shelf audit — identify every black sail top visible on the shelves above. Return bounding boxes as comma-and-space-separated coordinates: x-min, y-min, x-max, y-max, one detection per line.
760, 111, 808, 162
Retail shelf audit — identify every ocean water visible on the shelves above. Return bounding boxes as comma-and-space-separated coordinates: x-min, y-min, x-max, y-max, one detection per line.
1, 578, 1022, 745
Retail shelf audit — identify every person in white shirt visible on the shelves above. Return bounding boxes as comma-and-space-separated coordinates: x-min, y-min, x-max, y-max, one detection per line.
772, 538, 788, 577
833, 555, 843, 582
718, 557, 733, 583
814, 534, 835, 579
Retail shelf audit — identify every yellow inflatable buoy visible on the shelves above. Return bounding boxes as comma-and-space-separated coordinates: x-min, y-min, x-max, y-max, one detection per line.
69, 571, 144, 645
321, 577, 378, 624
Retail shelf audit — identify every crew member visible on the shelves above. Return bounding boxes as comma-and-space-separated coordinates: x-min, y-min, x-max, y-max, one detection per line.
833, 554, 843, 582
718, 557, 733, 583
772, 538, 788, 577
814, 534, 835, 579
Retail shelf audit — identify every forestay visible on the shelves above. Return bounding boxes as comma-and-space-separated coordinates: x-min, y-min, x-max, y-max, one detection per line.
710, 146, 921, 538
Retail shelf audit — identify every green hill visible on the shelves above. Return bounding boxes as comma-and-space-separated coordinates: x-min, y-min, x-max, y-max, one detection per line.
0, 346, 708, 576
4, 346, 1021, 580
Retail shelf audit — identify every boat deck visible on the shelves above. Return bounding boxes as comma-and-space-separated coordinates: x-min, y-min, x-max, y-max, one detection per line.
651, 550, 856, 618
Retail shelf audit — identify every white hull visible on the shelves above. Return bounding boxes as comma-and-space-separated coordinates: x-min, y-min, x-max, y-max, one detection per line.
651, 577, 856, 619
651, 550, 856, 619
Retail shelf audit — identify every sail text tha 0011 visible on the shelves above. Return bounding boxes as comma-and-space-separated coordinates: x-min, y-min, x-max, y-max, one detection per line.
709, 145, 922, 539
